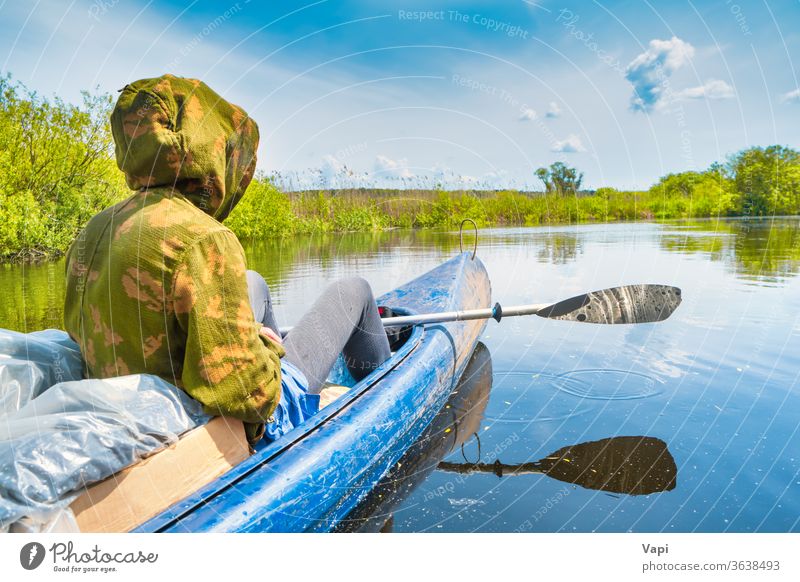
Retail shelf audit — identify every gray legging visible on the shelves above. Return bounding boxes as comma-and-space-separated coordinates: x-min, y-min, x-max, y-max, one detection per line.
246, 271, 391, 394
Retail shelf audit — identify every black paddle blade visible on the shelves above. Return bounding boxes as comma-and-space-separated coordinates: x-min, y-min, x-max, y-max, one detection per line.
537, 285, 682, 324
536, 436, 677, 495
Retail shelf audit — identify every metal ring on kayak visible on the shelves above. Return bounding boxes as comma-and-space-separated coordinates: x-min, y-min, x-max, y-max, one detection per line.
459, 218, 478, 260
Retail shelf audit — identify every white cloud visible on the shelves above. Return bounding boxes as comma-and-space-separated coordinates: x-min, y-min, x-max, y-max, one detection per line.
625, 36, 695, 112
780, 88, 800, 104
675, 79, 735, 101
276, 160, 518, 191
319, 154, 346, 183
545, 101, 561, 118
430, 163, 457, 184
480, 170, 512, 189
519, 107, 537, 121
430, 167, 512, 189
274, 154, 369, 190
374, 155, 415, 179
551, 134, 586, 153
430, 164, 512, 190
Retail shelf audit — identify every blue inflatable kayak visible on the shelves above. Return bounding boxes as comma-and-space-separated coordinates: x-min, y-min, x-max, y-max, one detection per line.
133, 251, 490, 532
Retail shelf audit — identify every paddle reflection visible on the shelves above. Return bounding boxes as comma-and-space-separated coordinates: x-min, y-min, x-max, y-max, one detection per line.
438, 435, 677, 496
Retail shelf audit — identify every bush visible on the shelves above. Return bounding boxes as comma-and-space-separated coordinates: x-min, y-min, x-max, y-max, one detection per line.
225, 178, 297, 240
0, 191, 47, 258
0, 75, 127, 260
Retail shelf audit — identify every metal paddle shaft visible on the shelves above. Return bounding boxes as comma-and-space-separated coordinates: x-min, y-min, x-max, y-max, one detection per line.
379, 303, 549, 328
380, 284, 682, 328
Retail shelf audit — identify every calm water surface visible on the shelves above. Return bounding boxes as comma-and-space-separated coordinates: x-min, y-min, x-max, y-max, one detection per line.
1, 218, 799, 532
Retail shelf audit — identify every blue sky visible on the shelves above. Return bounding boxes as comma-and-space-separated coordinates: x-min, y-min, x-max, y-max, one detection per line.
1, 0, 799, 190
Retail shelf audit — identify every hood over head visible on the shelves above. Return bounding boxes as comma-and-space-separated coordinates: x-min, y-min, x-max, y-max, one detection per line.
110, 74, 259, 221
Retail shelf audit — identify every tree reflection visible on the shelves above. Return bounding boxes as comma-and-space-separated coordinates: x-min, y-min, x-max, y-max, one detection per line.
659, 218, 800, 284
0, 260, 65, 333
536, 232, 582, 265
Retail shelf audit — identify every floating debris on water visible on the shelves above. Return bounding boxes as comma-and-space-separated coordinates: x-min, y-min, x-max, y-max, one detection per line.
448, 498, 486, 507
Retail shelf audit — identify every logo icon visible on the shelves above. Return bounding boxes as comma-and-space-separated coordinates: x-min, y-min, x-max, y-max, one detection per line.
20, 542, 46, 570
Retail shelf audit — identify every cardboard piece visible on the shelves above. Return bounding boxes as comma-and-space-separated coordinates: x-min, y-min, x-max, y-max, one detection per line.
319, 384, 349, 409
70, 416, 249, 533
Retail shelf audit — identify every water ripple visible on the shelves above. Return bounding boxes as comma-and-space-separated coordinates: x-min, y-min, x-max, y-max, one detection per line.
554, 368, 664, 401
483, 371, 596, 423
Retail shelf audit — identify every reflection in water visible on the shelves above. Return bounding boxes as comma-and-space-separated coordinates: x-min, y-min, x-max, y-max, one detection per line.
0, 260, 66, 333
536, 231, 582, 265
438, 436, 677, 496
339, 343, 678, 532
337, 342, 494, 532
244, 229, 467, 289
659, 218, 800, 284
2, 218, 797, 333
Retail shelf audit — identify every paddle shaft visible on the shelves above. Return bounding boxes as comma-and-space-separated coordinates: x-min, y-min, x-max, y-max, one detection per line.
277, 303, 547, 335
379, 303, 546, 328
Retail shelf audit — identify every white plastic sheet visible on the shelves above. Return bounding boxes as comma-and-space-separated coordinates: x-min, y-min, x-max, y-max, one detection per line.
0, 329, 209, 531
0, 329, 84, 416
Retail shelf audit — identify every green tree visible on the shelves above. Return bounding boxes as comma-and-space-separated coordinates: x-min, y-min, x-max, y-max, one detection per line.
651, 171, 703, 198
0, 75, 126, 260
649, 170, 736, 217
535, 162, 583, 196
729, 145, 800, 216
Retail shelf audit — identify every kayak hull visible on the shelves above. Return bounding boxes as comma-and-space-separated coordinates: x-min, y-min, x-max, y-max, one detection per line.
136, 252, 490, 533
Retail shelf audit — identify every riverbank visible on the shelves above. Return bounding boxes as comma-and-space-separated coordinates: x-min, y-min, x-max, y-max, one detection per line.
2, 181, 799, 263
224, 181, 735, 245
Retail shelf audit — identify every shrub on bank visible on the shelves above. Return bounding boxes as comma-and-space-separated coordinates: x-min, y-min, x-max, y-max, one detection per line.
0, 76, 127, 261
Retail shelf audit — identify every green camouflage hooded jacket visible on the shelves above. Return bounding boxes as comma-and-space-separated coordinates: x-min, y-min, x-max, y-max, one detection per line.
64, 74, 280, 441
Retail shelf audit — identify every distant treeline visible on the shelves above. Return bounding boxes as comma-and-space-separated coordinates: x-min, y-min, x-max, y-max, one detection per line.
1, 75, 799, 261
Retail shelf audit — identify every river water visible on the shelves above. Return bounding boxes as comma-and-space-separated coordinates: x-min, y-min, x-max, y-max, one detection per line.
1, 218, 799, 532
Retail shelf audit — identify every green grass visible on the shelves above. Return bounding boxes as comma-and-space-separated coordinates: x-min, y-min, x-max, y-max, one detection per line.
224, 180, 747, 243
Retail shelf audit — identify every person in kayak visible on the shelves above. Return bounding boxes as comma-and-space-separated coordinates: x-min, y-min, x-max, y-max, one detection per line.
63, 74, 390, 444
